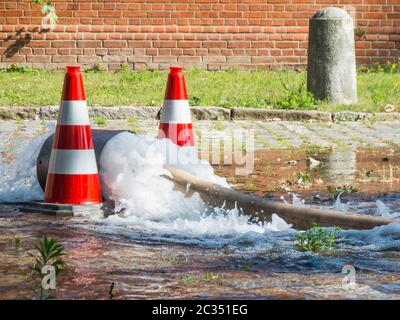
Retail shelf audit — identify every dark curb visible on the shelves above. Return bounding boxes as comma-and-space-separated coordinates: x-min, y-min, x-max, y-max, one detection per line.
0, 106, 399, 122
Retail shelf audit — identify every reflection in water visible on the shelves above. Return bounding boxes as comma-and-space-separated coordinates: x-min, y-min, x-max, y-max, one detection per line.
322, 147, 357, 185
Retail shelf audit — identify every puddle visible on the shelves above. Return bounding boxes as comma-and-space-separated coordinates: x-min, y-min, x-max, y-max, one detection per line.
212, 147, 400, 214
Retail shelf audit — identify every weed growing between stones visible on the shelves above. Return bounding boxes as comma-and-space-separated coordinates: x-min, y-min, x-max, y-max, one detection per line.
161, 253, 188, 266
327, 185, 359, 200
181, 274, 198, 284
203, 272, 223, 284
244, 182, 256, 193
93, 116, 107, 127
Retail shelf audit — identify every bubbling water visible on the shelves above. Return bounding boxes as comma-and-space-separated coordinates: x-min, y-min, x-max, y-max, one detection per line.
0, 133, 49, 202
0, 130, 292, 241
98, 132, 292, 238
1, 130, 400, 250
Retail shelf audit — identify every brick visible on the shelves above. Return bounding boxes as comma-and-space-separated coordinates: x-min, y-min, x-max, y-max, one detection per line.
153, 56, 177, 63
128, 41, 152, 48
103, 55, 127, 63
52, 56, 77, 63
0, 1, 396, 70
52, 41, 75, 48
27, 55, 51, 63
77, 40, 102, 48
103, 40, 127, 48
203, 56, 226, 63
178, 41, 202, 48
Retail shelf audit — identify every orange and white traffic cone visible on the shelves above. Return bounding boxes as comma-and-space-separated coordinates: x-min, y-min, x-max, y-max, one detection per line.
158, 67, 195, 147
44, 66, 101, 204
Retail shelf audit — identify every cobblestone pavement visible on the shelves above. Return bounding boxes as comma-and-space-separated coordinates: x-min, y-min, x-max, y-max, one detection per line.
0, 120, 399, 155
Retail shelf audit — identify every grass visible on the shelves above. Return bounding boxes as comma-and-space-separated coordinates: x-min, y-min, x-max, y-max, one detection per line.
0, 68, 399, 112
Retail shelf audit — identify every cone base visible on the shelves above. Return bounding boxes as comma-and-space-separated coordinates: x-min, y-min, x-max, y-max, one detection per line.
44, 173, 102, 205
158, 123, 194, 147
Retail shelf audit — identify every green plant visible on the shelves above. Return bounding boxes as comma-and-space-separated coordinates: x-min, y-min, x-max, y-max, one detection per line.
8, 63, 32, 73
203, 272, 222, 284
15, 115, 24, 125
93, 116, 107, 127
296, 223, 341, 253
278, 80, 316, 110
244, 182, 256, 192
181, 274, 198, 284
9, 236, 21, 249
358, 59, 400, 74
354, 27, 366, 39
32, 1, 58, 26
327, 185, 359, 200
189, 95, 202, 105
91, 62, 104, 73
296, 171, 311, 185
119, 63, 129, 73
161, 253, 187, 266
305, 143, 331, 156
30, 236, 65, 299
128, 117, 137, 124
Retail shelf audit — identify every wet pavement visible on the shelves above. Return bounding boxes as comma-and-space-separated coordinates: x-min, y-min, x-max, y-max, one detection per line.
0, 119, 400, 299
1, 205, 400, 300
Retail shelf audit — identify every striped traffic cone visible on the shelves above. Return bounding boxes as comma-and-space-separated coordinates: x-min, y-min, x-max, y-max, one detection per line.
44, 66, 101, 204
158, 67, 195, 147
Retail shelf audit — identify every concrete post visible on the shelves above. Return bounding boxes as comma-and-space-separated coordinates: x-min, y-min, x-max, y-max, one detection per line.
307, 7, 357, 104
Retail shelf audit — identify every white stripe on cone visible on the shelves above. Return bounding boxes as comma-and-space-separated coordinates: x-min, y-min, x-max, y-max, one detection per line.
48, 149, 98, 174
58, 100, 90, 125
160, 100, 192, 123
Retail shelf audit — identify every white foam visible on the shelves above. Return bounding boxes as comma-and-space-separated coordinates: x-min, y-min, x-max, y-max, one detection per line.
335, 192, 350, 212
3, 129, 399, 252
292, 193, 306, 207
376, 199, 391, 217
342, 223, 400, 251
0, 133, 49, 202
98, 132, 291, 239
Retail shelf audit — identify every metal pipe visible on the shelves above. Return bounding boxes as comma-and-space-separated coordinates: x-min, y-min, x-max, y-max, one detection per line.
36, 130, 128, 191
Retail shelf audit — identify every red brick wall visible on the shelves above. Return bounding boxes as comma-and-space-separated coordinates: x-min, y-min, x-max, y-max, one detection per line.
0, 0, 399, 70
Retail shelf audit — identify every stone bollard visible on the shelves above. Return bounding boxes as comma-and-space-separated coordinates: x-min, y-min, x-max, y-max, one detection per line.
307, 7, 357, 104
